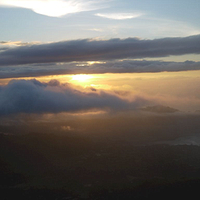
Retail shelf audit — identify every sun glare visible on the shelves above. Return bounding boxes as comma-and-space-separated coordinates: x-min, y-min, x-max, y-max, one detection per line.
71, 74, 93, 82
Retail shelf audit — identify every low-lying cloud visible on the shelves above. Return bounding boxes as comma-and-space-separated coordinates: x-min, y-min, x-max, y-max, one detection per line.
0, 35, 200, 66
0, 79, 148, 116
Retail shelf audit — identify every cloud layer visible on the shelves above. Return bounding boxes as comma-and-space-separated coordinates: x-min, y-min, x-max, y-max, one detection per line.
1, 60, 200, 79
0, 79, 148, 116
0, 35, 200, 67
0, 0, 105, 17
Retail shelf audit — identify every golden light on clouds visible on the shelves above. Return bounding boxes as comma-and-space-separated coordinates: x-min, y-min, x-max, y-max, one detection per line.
1, 71, 200, 111
87, 61, 106, 65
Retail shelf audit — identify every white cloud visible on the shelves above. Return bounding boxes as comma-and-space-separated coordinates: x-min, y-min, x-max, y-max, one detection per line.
88, 28, 104, 32
95, 12, 143, 20
0, 0, 105, 17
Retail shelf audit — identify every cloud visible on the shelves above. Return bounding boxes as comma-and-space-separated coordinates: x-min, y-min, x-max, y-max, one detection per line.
0, 41, 40, 46
0, 79, 149, 116
95, 12, 143, 20
140, 105, 179, 114
0, 40, 41, 54
1, 60, 200, 79
0, 0, 106, 17
0, 35, 200, 66
88, 28, 104, 32
0, 47, 9, 52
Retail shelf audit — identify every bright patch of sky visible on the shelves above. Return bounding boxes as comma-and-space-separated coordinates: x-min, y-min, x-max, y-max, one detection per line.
0, 0, 199, 42
0, 0, 107, 17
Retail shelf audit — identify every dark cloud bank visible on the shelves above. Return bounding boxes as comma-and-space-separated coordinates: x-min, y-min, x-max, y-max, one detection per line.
0, 79, 148, 116
1, 60, 200, 79
0, 34, 200, 66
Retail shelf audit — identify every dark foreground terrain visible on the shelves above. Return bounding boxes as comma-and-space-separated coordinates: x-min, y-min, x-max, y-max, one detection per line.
1, 114, 200, 199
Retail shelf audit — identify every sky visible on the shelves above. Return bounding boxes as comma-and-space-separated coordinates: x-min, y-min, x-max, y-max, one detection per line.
0, 0, 200, 41
0, 0, 200, 118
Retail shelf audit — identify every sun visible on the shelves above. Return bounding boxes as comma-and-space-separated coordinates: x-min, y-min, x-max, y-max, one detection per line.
71, 74, 93, 82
